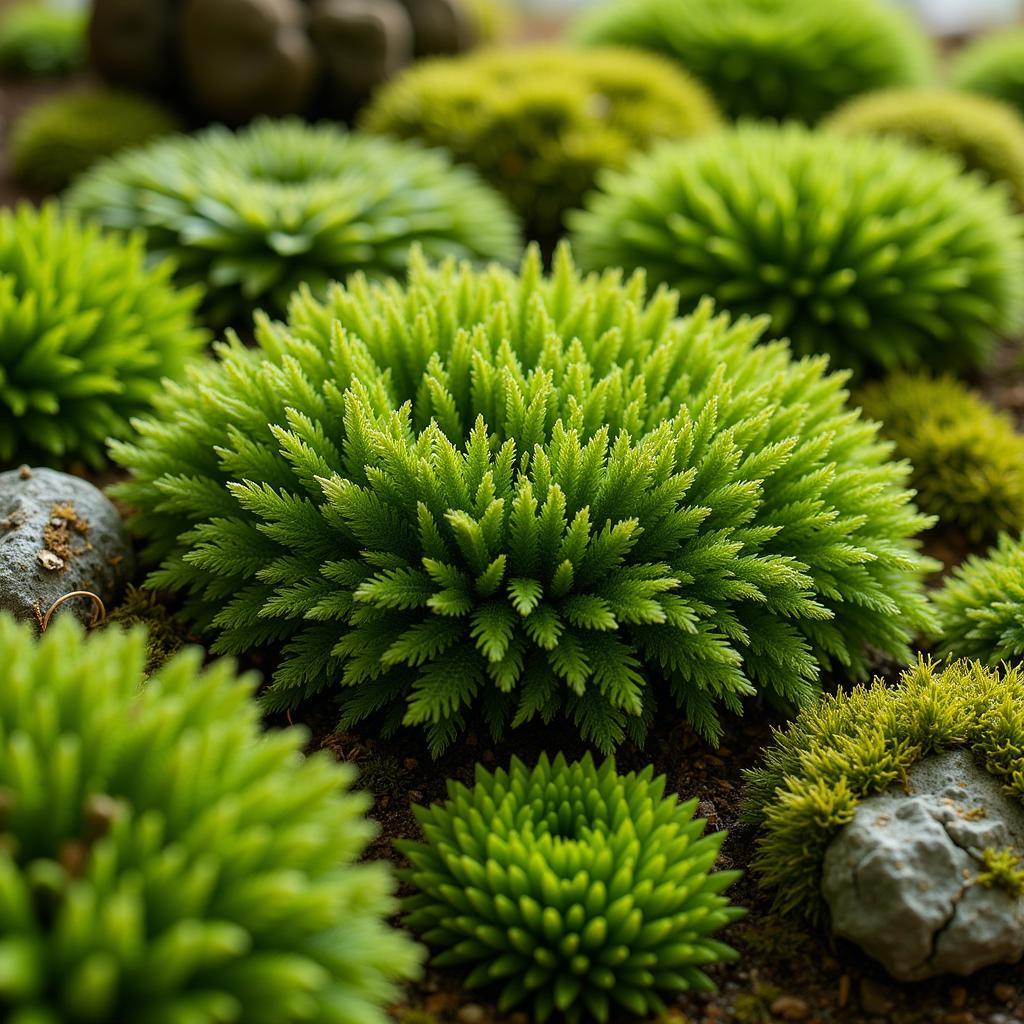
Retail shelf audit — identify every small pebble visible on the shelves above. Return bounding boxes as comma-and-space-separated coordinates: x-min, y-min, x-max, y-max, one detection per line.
770, 994, 811, 1020
995, 984, 1018, 1005
951, 987, 968, 1009
860, 978, 896, 1016
941, 1013, 973, 1024
456, 1004, 487, 1024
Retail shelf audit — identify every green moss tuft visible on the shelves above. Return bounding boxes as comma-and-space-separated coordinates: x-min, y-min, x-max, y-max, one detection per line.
569, 123, 1024, 376
0, 202, 207, 468
11, 89, 179, 193
934, 534, 1024, 665
66, 118, 521, 324
573, 0, 933, 122
110, 245, 935, 754
400, 753, 743, 1023
105, 586, 185, 675
826, 87, 1024, 210
952, 28, 1024, 120
856, 372, 1024, 542
362, 45, 721, 240
743, 658, 1024, 922
976, 846, 1024, 896
0, 612, 421, 1021
0, 2, 85, 77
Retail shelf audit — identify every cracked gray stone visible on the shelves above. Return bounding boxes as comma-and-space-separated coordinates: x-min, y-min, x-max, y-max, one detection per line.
0, 467, 133, 626
823, 749, 1024, 981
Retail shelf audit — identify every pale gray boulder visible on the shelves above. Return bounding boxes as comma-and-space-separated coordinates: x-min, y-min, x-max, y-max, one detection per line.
823, 749, 1024, 981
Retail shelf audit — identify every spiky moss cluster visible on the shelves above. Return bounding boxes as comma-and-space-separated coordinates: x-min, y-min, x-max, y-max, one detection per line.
0, 2, 85, 77
573, 0, 933, 123
11, 89, 179, 193
933, 534, 1024, 665
952, 29, 1024, 120
743, 658, 1024, 923
111, 246, 936, 755
461, 0, 517, 42
856, 373, 1024, 543
0, 614, 421, 1023
825, 88, 1024, 210
401, 753, 742, 1023
65, 118, 521, 325
0, 202, 206, 468
569, 124, 1024, 377
361, 46, 720, 241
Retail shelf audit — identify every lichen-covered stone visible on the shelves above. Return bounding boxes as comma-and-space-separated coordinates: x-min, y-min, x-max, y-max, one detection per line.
823, 750, 1024, 980
0, 467, 133, 626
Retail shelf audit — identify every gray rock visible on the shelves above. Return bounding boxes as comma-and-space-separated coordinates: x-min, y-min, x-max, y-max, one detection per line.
0, 467, 134, 627
823, 749, 1024, 981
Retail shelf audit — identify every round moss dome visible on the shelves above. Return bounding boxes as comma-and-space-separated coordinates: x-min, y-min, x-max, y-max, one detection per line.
952, 28, 1024, 120
0, 613, 421, 1023
825, 88, 1024, 209
934, 534, 1024, 666
744, 658, 1024, 922
401, 753, 742, 1023
0, 202, 207, 468
856, 372, 1024, 543
362, 45, 721, 241
65, 118, 521, 324
573, 0, 934, 123
569, 123, 1024, 376
11, 89, 180, 193
0, 2, 85, 77
111, 245, 935, 755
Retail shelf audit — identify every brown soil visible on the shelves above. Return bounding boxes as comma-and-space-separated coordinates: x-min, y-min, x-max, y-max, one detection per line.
4, 67, 1024, 1024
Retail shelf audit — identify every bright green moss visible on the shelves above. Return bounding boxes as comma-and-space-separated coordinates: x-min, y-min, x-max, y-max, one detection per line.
111, 246, 935, 754
400, 753, 742, 1023
0, 613, 421, 1023
934, 534, 1024, 665
66, 118, 521, 324
856, 373, 1024, 542
952, 28, 1024, 120
11, 89, 179, 192
743, 659, 1024, 922
570, 123, 1024, 376
826, 88, 1024, 209
0, 2, 85, 77
362, 45, 720, 240
574, 0, 933, 122
0, 202, 207, 468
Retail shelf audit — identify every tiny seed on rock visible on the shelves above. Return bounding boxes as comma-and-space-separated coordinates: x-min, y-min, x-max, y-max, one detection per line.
456, 1004, 487, 1024
770, 994, 811, 1020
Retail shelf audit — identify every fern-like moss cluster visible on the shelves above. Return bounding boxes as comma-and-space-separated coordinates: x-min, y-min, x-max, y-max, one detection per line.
0, 202, 207, 467
743, 658, 1024, 922
362, 45, 720, 241
0, 2, 85, 77
573, 0, 933, 122
401, 753, 742, 1023
569, 124, 1024, 376
856, 373, 1024, 542
826, 88, 1024, 209
953, 28, 1024, 119
11, 89, 179, 193
112, 246, 935, 755
66, 118, 521, 324
0, 613, 421, 1022
934, 534, 1024, 665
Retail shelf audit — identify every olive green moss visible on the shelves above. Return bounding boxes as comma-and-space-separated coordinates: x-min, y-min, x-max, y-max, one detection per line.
11, 89, 179, 192
826, 88, 1024, 209
362, 45, 720, 240
744, 659, 1024, 922
856, 372, 1024, 542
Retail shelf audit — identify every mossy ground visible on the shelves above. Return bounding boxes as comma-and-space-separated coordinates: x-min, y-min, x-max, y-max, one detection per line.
4, 62, 1024, 1024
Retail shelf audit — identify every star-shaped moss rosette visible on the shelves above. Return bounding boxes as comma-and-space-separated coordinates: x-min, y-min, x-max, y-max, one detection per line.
400, 753, 743, 1023
66, 118, 521, 324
